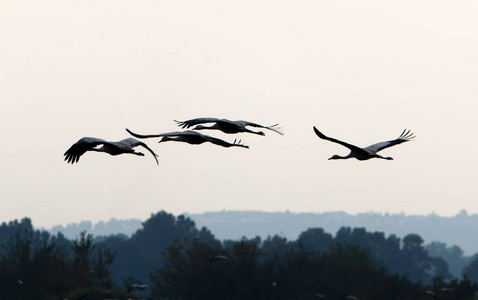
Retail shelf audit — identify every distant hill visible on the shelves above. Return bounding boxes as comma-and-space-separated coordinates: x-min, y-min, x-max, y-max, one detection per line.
45, 209, 478, 255
47, 218, 142, 239
187, 210, 478, 256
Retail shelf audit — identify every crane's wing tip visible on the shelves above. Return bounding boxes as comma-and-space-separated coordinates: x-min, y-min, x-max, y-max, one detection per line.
313, 126, 324, 137
399, 129, 415, 140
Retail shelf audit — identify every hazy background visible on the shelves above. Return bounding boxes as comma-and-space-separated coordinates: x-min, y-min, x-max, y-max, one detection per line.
1, 1, 477, 228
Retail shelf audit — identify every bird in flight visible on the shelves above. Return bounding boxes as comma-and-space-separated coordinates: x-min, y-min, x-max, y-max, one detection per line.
126, 128, 249, 148
313, 127, 415, 161
174, 118, 284, 136
127, 283, 148, 293
64, 137, 159, 165
206, 255, 231, 262
424, 290, 437, 299
57, 294, 86, 300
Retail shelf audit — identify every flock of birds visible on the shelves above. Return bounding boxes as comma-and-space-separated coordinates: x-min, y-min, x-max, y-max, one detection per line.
62, 121, 462, 300
64, 117, 415, 165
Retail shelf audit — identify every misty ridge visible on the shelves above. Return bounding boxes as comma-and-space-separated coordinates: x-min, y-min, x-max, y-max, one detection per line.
46, 209, 478, 255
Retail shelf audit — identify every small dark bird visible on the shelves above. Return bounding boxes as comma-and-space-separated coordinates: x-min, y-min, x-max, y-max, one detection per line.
57, 294, 86, 300
174, 118, 284, 136
424, 290, 437, 298
313, 127, 415, 161
126, 129, 249, 148
206, 255, 231, 262
64, 137, 159, 165
127, 283, 148, 293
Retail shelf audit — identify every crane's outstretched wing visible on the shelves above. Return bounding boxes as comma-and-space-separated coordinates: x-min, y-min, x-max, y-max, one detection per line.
363, 129, 415, 153
126, 128, 202, 139
119, 138, 159, 165
175, 118, 284, 135
64, 137, 108, 164
313, 127, 364, 153
237, 120, 284, 135
174, 118, 223, 129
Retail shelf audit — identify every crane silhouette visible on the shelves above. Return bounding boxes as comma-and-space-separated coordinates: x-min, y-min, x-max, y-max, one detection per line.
206, 255, 231, 262
64, 137, 159, 165
127, 283, 148, 293
57, 294, 86, 300
126, 128, 249, 148
174, 118, 284, 136
424, 290, 437, 298
313, 127, 415, 161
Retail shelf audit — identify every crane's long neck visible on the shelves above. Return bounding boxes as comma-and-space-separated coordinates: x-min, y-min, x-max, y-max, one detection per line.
329, 154, 352, 160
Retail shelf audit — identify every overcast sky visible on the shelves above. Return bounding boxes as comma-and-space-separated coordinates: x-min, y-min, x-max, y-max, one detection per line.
1, 1, 478, 228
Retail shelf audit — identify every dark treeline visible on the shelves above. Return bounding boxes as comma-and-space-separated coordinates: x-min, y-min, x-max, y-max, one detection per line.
1, 212, 478, 299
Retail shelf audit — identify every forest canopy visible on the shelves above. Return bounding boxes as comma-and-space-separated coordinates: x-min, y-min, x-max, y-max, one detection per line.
1, 211, 478, 300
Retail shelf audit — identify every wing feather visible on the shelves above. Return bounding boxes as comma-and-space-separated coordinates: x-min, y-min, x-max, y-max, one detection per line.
364, 129, 415, 153
126, 128, 202, 139
174, 118, 223, 129
63, 137, 107, 164
313, 127, 364, 153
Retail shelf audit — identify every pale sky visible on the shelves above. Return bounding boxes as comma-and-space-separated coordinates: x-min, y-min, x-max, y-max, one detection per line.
1, 1, 478, 228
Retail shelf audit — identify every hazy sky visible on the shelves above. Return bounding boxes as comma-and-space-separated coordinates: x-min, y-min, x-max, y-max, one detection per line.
2, 1, 478, 228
